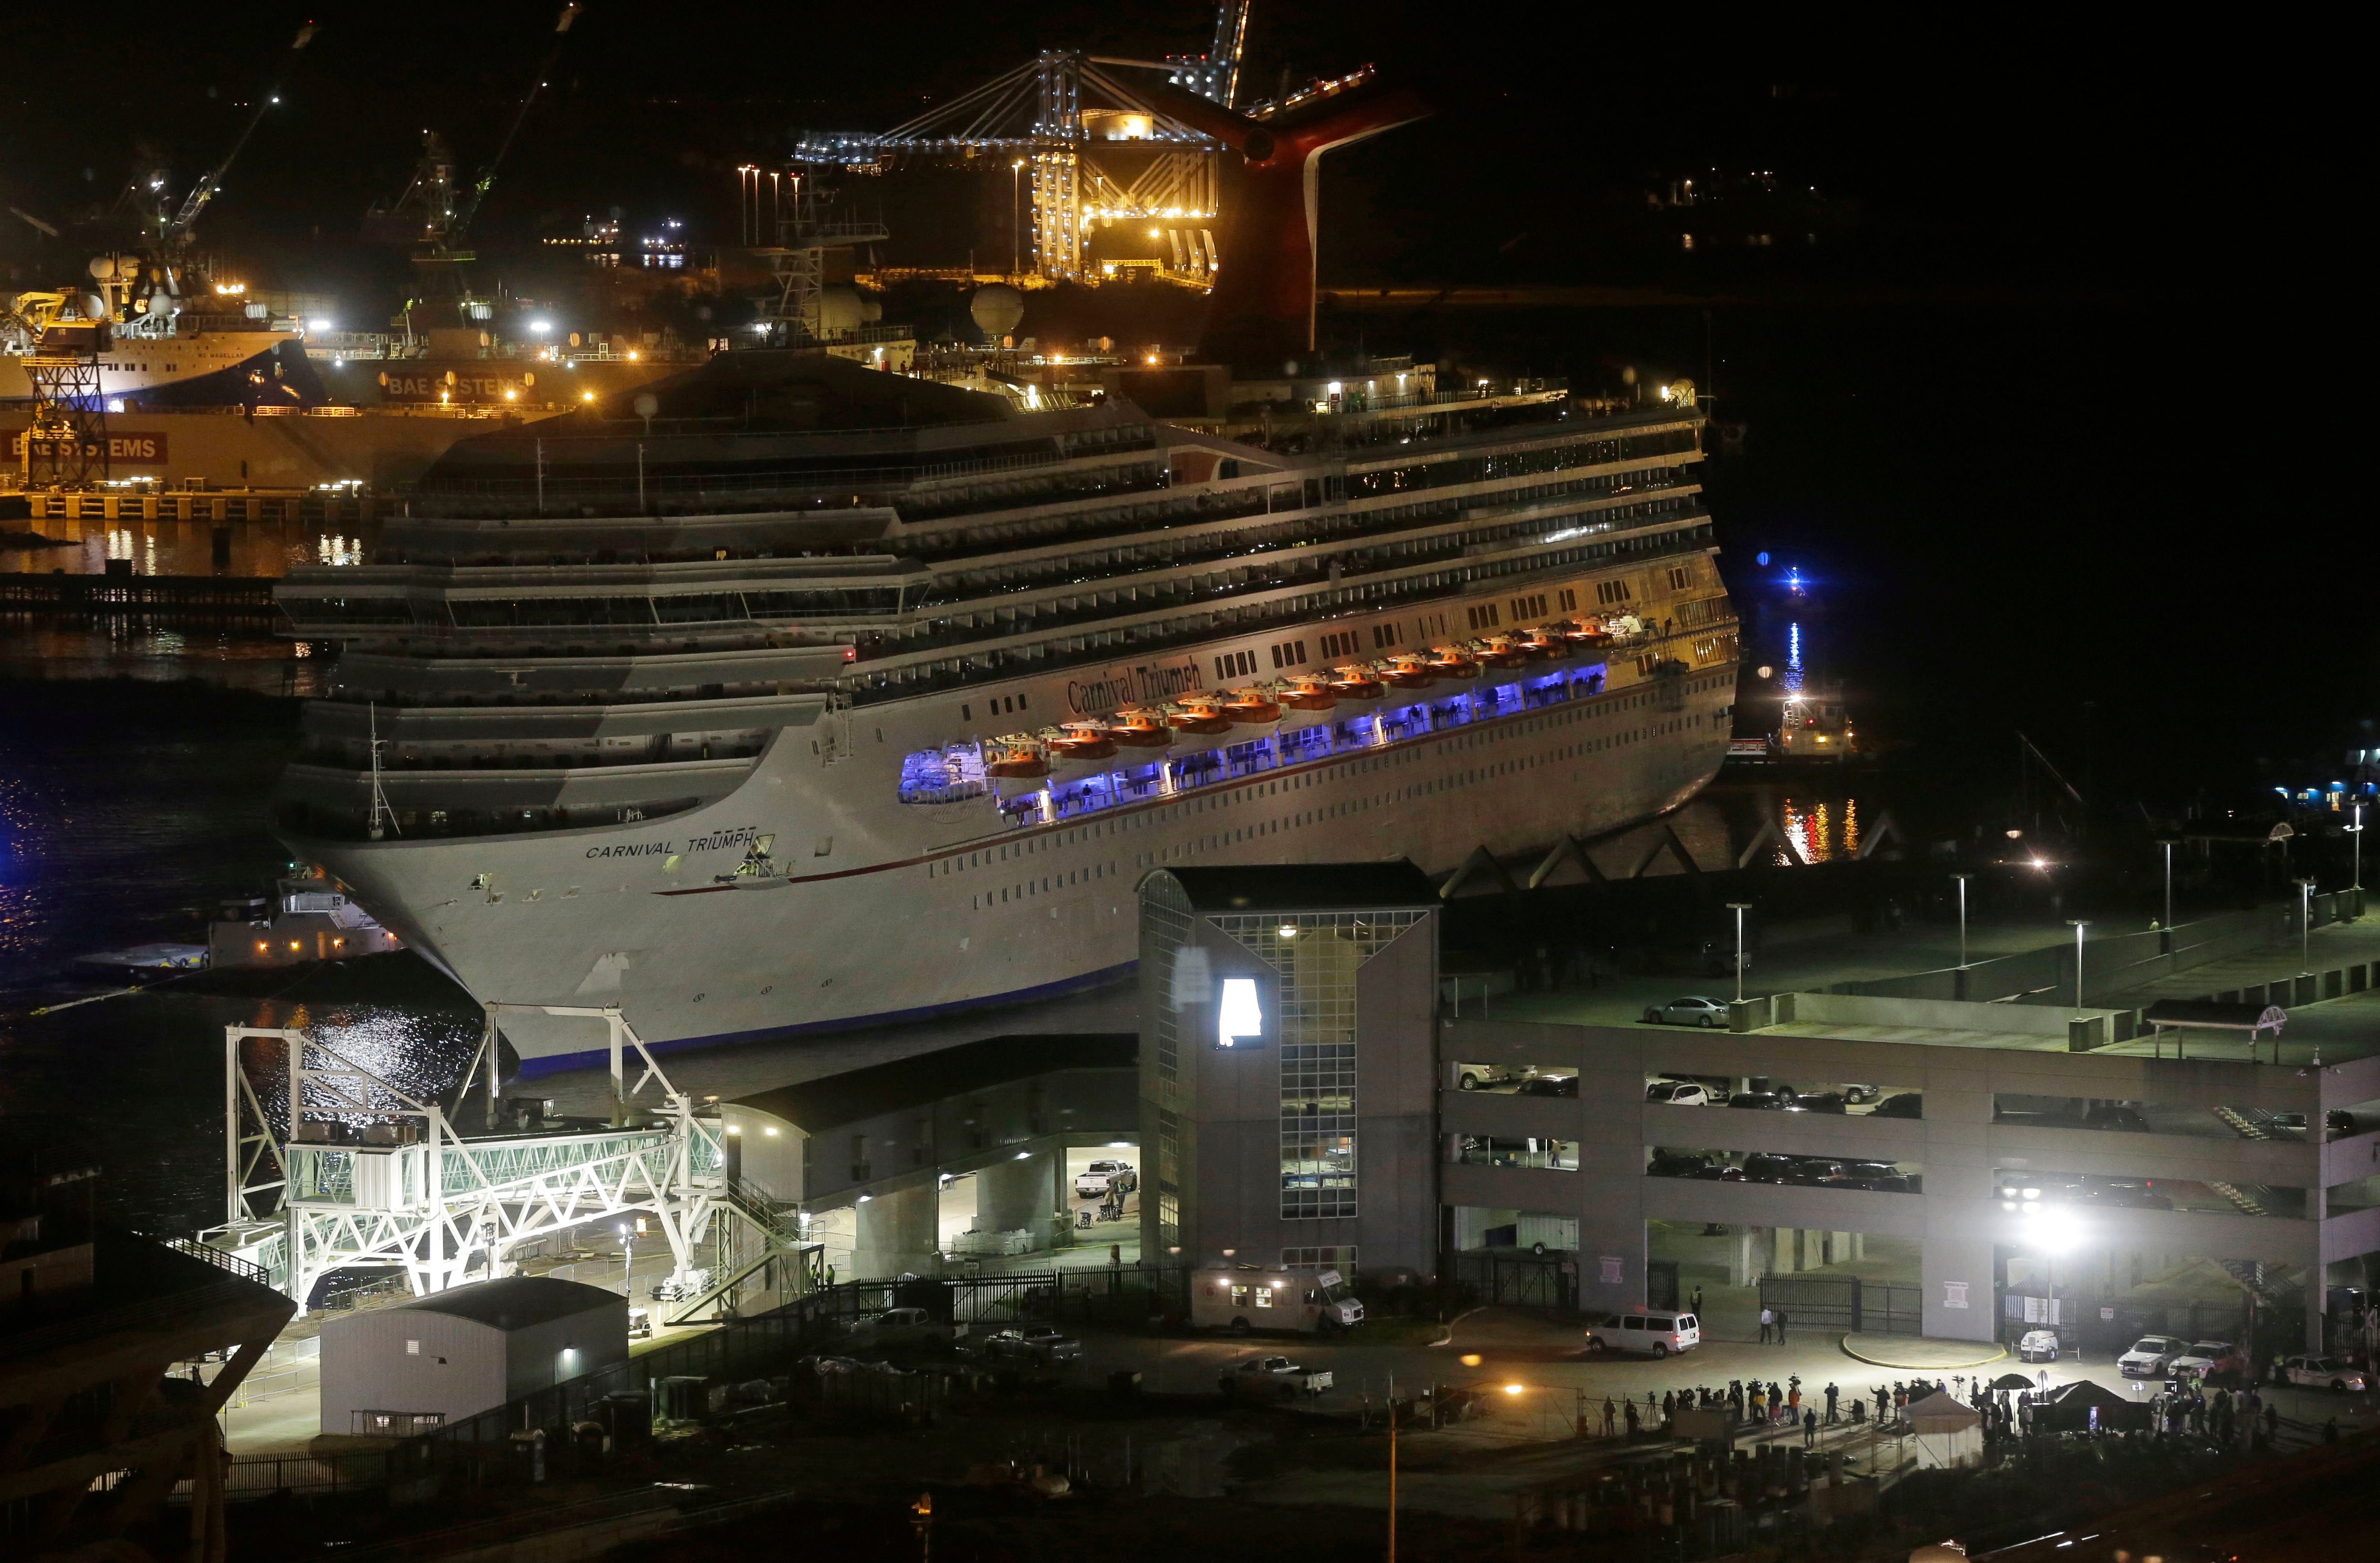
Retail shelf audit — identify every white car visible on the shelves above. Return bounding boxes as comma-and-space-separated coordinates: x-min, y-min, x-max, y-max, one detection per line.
1073, 1159, 1134, 1197
1642, 996, 1729, 1028
2017, 1329, 2060, 1363
1584, 1310, 1701, 1359
2171, 1341, 2243, 1381
2117, 1335, 2186, 1377
2278, 1355, 2368, 1392
1645, 1081, 1713, 1106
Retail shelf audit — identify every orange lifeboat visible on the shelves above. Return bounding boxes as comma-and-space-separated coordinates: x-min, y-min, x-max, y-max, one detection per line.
1164, 701, 1232, 736
1109, 709, 1174, 748
985, 736, 1050, 780
1563, 618, 1615, 649
1279, 678, 1338, 712
1045, 723, 1118, 767
1520, 631, 1571, 660
1381, 659, 1436, 690
1221, 689, 1283, 725
1476, 640, 1529, 670
1330, 670, 1387, 704
1428, 648, 1482, 679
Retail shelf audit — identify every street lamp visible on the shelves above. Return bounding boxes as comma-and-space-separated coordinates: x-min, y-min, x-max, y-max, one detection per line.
1726, 902, 1751, 1004
616, 1220, 634, 1296
2158, 840, 2177, 938
1951, 874, 1970, 970
2296, 878, 2317, 974
2067, 920, 2090, 1010
2349, 804, 2364, 894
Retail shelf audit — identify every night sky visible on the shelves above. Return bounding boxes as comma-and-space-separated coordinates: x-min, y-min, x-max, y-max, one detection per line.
1, 6, 2364, 795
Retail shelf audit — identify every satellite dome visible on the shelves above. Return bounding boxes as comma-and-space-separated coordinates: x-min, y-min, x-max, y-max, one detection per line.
969, 284, 1024, 342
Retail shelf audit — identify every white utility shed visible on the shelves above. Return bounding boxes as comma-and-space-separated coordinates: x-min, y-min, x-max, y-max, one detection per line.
318, 1276, 628, 1436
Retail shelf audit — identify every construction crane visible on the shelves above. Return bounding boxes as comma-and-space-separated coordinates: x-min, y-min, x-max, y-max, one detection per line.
163, 22, 318, 251
789, 3, 1252, 284
382, 3, 581, 310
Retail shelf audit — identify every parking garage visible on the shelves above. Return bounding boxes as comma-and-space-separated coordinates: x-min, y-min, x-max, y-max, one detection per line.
1441, 988, 2380, 1351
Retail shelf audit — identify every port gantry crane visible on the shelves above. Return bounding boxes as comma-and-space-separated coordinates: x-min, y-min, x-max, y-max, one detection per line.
787, 2, 1255, 285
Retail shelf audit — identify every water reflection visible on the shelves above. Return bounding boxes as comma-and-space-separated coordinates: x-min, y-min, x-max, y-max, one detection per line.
1, 513, 382, 578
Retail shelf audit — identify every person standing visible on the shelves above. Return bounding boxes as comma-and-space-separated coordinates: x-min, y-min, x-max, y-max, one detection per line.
1750, 1382, 1766, 1420
1692, 1284, 1704, 1317
1759, 1306, 1775, 1344
1788, 1382, 1803, 1418
1624, 1398, 1641, 1438
1803, 1407, 1818, 1447
1603, 1395, 1617, 1437
1824, 1382, 1840, 1423
1775, 1308, 1789, 1343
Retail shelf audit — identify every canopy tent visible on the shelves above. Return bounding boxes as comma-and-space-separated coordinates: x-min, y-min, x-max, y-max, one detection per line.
1904, 1390, 1984, 1468
2035, 1378, 2151, 1433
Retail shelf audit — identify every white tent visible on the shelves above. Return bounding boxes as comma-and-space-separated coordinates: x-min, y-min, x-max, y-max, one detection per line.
1904, 1390, 1984, 1469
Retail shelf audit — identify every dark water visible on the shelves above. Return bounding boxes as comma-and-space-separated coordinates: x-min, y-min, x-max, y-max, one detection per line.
0, 668, 479, 1235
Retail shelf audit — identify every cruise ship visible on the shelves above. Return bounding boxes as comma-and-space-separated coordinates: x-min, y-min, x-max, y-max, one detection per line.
270, 351, 1742, 1072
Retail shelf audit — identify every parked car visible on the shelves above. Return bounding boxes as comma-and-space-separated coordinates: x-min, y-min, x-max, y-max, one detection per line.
1841, 1083, 1881, 1105
1737, 1153, 1801, 1184
1074, 1159, 1135, 1197
2083, 1104, 2150, 1133
2279, 1355, 2368, 1392
1781, 1158, 1844, 1185
1727, 1091, 1797, 1112
2171, 1341, 2246, 1383
1517, 1075, 1580, 1098
1792, 1091, 1849, 1115
2017, 1329, 2061, 1363
1870, 1093, 1925, 1120
1646, 1081, 1714, 1106
2118, 1336, 2188, 1377
1585, 1310, 1701, 1359
1220, 1356, 1333, 1397
1642, 996, 1729, 1028
846, 1307, 967, 1348
982, 1324, 1081, 1363
1648, 1149, 1710, 1177
1455, 1064, 1518, 1091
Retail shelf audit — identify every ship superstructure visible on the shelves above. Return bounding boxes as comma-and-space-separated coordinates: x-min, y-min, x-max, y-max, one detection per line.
271, 351, 1740, 1070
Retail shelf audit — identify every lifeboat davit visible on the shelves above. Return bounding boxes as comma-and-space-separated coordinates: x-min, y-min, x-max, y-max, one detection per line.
985, 737, 1050, 780
1109, 709, 1174, 748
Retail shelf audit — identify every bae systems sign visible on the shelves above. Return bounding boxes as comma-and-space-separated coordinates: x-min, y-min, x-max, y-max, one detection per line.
8, 432, 169, 465
380, 372, 520, 403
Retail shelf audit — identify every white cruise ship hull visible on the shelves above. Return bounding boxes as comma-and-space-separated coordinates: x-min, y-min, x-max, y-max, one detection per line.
309, 653, 1732, 1074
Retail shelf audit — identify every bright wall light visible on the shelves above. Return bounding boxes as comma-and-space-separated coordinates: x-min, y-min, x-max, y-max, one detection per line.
1216, 978, 1262, 1048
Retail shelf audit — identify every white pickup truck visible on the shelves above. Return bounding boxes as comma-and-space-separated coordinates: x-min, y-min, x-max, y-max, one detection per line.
1220, 1356, 1333, 1398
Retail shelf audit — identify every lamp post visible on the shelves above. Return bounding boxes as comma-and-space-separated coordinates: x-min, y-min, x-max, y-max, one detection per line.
617, 1220, 634, 1296
1727, 901, 1752, 1004
1951, 874, 1970, 969
2067, 920, 2089, 1010
1386, 1374, 1399, 1563
2349, 804, 2364, 894
2159, 839, 2176, 937
2296, 877, 2317, 973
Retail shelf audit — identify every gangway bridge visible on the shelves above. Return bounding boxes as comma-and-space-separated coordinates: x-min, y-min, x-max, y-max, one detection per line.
199, 1004, 812, 1323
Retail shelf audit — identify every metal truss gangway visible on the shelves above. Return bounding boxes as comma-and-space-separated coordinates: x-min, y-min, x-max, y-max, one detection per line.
198, 1005, 810, 1317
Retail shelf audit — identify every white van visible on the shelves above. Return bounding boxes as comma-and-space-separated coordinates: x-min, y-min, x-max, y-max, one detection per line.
1584, 1308, 1701, 1358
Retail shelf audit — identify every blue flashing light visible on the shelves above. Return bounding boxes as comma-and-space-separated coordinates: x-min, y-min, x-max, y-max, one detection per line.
1756, 551, 1771, 566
